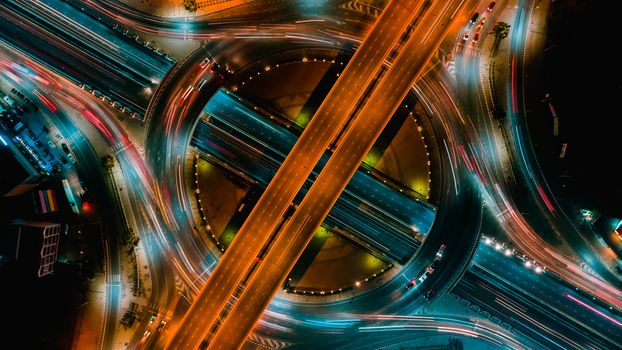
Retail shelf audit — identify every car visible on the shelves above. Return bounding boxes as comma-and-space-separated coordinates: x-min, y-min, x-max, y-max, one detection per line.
62, 143, 70, 153
469, 12, 480, 25
436, 244, 446, 259
199, 57, 211, 68
428, 260, 439, 272
157, 320, 167, 331
139, 330, 151, 344
424, 288, 436, 300
472, 33, 480, 43
67, 153, 76, 163
418, 271, 430, 283
60, 156, 68, 164
149, 313, 156, 324
487, 1, 496, 12
462, 31, 469, 41
476, 18, 486, 31
405, 279, 416, 290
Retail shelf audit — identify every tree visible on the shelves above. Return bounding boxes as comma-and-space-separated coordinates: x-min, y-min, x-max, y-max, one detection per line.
491, 21, 511, 54
182, 0, 197, 12
102, 155, 115, 169
494, 21, 511, 39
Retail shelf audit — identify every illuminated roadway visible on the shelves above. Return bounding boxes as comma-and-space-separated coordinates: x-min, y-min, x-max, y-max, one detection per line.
451, 0, 622, 310
0, 0, 173, 117
144, 31, 481, 345
206, 1, 470, 348
6, 0, 620, 347
455, 239, 622, 349
165, 1, 433, 348
191, 89, 435, 264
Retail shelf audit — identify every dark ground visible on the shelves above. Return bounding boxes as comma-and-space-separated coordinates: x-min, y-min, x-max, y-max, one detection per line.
528, 0, 622, 217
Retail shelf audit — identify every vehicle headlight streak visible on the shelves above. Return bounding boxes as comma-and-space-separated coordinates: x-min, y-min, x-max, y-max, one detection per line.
563, 292, 622, 328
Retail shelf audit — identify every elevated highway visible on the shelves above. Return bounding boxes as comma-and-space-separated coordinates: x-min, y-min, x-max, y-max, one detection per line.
206, 0, 469, 348
166, 1, 433, 348
191, 88, 436, 264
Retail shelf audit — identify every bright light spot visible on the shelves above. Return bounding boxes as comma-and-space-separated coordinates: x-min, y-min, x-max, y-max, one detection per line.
504, 248, 512, 256
0, 135, 7, 146
484, 237, 492, 245
221, 230, 236, 246
355, 281, 361, 287
564, 292, 622, 328
364, 254, 384, 270
495, 243, 502, 251
363, 152, 379, 167
82, 201, 92, 214
535, 266, 543, 274
524, 260, 532, 268
314, 226, 330, 238
295, 112, 310, 127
